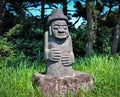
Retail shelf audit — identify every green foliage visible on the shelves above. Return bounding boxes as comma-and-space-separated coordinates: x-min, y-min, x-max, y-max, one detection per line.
0, 55, 120, 97
88, 1, 94, 8
95, 27, 113, 53
70, 27, 87, 57
6, 18, 44, 60
2, 0, 120, 58
6, 24, 22, 37
71, 26, 114, 55
0, 36, 16, 68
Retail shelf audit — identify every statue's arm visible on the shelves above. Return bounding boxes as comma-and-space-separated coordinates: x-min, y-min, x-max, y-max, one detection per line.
61, 36, 75, 66
70, 52, 75, 64
44, 31, 61, 61
44, 31, 49, 60
69, 36, 75, 63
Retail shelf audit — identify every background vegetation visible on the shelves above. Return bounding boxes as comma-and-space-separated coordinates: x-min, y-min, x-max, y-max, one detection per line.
0, 0, 120, 97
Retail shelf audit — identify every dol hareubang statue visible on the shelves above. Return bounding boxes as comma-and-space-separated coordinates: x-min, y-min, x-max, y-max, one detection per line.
33, 9, 94, 96
45, 9, 75, 77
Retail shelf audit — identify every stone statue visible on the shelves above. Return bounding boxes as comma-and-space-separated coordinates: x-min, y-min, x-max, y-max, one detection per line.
44, 9, 75, 77
33, 9, 94, 96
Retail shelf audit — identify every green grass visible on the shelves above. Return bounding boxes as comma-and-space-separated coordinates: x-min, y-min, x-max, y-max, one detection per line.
73, 55, 120, 97
0, 55, 120, 97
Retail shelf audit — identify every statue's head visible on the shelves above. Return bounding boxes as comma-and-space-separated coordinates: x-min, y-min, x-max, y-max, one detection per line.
47, 9, 69, 39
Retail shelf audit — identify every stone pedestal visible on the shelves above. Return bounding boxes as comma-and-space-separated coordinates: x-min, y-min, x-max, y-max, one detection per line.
32, 72, 93, 97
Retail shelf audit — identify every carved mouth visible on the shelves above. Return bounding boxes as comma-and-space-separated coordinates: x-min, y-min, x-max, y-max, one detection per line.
58, 33, 65, 36
58, 31, 64, 34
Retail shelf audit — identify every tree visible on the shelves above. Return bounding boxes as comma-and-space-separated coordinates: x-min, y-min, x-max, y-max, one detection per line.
0, 0, 2, 34
73, 0, 120, 55
41, 0, 46, 32
47, 0, 70, 16
100, 0, 120, 54
112, 4, 120, 54
86, 0, 95, 56
62, 0, 67, 16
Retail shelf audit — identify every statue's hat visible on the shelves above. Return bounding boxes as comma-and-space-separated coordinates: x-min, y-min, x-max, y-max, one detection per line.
47, 9, 68, 25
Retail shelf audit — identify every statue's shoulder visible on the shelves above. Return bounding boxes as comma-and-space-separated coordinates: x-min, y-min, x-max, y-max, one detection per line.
68, 35, 72, 41
45, 31, 48, 36
45, 31, 49, 40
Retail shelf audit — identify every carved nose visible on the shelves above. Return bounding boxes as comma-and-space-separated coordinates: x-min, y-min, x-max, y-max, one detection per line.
58, 27, 64, 33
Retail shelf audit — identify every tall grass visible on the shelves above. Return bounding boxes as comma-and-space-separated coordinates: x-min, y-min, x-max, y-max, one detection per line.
0, 55, 120, 97
73, 55, 120, 97
0, 59, 45, 97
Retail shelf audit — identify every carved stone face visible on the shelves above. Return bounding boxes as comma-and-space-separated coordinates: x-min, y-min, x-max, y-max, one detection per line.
51, 20, 69, 39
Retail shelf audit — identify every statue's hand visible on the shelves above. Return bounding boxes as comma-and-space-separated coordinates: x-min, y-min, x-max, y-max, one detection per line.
48, 48, 61, 61
61, 53, 72, 66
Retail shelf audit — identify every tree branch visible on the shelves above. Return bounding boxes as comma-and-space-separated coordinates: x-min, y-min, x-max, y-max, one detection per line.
70, 16, 81, 27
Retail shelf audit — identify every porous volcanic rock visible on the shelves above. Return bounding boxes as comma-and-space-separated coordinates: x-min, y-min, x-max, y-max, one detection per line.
32, 72, 93, 97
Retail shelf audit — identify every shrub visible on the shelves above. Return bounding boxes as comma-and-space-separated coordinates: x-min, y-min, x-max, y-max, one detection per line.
0, 36, 16, 68
70, 27, 87, 57
6, 18, 45, 60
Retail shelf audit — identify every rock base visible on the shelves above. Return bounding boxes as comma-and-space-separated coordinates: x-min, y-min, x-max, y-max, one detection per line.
32, 72, 93, 97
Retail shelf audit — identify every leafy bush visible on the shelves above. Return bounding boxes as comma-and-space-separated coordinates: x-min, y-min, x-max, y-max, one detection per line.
95, 27, 113, 54
70, 27, 87, 57
6, 18, 45, 60
70, 26, 114, 56
0, 36, 16, 68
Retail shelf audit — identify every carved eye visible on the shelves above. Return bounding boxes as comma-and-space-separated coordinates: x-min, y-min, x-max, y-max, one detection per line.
52, 26, 59, 30
63, 26, 68, 30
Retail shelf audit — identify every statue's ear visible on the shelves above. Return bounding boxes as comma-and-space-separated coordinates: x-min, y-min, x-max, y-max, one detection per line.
49, 26, 52, 36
